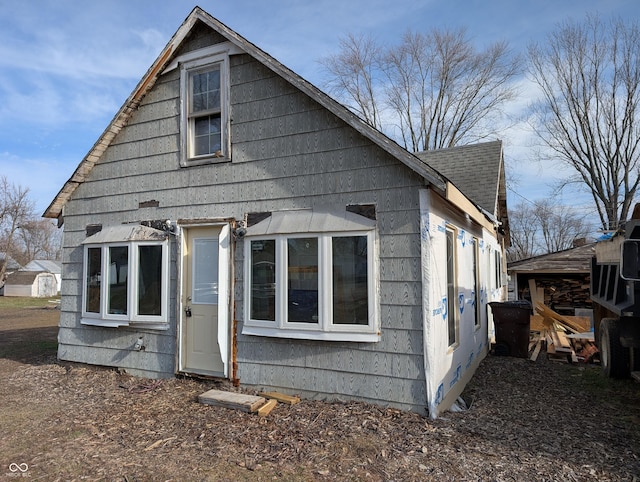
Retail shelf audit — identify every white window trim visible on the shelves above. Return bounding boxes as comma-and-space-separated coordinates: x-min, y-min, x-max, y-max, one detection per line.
180, 52, 231, 167
81, 240, 170, 330
446, 225, 460, 350
242, 230, 379, 342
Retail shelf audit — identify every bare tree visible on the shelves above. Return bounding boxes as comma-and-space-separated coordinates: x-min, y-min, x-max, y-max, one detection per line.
321, 28, 521, 151
507, 199, 590, 262
528, 14, 640, 230
536, 199, 590, 253
506, 201, 539, 262
0, 176, 34, 283
15, 219, 62, 265
320, 33, 383, 130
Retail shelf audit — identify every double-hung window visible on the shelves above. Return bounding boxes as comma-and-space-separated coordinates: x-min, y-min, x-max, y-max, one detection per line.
180, 52, 230, 166
243, 210, 378, 342
81, 225, 170, 329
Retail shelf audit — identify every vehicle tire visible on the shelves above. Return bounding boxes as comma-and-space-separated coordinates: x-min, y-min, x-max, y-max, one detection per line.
600, 318, 630, 378
633, 348, 640, 371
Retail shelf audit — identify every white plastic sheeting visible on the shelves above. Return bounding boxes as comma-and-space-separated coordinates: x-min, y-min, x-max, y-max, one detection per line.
420, 189, 504, 418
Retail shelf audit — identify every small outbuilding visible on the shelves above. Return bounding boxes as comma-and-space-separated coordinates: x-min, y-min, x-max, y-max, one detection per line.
507, 241, 595, 315
23, 259, 62, 293
4, 270, 58, 298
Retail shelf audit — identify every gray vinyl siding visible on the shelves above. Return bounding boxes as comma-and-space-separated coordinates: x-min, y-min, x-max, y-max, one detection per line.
58, 34, 428, 411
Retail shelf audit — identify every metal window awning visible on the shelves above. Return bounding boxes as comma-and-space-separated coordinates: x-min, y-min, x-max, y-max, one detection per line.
82, 225, 168, 244
247, 209, 376, 236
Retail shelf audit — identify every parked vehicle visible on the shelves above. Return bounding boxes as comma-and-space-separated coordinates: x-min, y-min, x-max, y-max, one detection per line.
591, 214, 640, 378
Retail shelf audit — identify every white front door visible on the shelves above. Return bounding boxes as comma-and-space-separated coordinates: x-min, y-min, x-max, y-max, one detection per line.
180, 225, 230, 377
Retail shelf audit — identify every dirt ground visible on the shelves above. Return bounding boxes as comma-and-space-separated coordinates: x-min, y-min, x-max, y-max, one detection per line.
1, 300, 640, 481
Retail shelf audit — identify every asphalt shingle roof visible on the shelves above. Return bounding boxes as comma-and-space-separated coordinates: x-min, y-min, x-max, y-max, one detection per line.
415, 140, 504, 216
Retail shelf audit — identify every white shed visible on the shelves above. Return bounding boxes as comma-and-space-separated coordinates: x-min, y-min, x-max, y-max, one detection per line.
23, 260, 62, 293
4, 271, 58, 298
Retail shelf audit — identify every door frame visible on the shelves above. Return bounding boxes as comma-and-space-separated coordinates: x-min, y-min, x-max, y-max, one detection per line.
177, 221, 232, 378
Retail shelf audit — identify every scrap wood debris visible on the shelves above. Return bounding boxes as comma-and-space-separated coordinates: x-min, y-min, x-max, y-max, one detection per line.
529, 302, 599, 364
119, 379, 164, 393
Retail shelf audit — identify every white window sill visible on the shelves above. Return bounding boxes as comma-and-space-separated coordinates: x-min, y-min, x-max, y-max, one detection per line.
242, 324, 380, 342
180, 155, 230, 168
81, 317, 170, 330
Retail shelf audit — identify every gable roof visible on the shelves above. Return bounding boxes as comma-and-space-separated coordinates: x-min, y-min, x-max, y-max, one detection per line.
23, 260, 61, 274
5, 270, 52, 285
43, 6, 448, 221
415, 140, 505, 217
415, 140, 509, 242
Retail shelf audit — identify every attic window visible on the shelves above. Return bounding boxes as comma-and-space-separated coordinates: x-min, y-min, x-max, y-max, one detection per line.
180, 52, 230, 166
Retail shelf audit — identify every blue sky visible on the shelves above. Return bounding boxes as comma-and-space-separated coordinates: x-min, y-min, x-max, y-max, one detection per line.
0, 0, 637, 218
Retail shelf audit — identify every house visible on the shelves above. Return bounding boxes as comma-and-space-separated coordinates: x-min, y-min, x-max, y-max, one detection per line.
43, 7, 508, 417
3, 270, 58, 298
22, 259, 62, 293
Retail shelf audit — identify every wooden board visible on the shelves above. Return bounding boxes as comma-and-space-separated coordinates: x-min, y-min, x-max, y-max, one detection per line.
198, 389, 266, 413
258, 391, 301, 405
530, 333, 543, 362
257, 399, 278, 417
534, 303, 582, 333
529, 279, 543, 307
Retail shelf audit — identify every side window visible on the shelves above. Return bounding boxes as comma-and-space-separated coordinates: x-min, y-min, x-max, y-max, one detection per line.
181, 55, 229, 166
446, 227, 458, 348
473, 238, 481, 329
82, 241, 169, 329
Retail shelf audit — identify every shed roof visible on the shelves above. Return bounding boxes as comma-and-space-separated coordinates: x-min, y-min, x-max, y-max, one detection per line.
43, 7, 449, 221
507, 243, 596, 274
23, 260, 61, 274
5, 271, 49, 285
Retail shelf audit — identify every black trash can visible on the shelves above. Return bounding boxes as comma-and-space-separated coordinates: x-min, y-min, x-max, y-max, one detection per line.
489, 301, 532, 358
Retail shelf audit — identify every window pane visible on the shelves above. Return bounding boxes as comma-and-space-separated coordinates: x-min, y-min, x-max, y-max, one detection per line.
473, 240, 481, 328
251, 240, 275, 321
332, 236, 368, 325
108, 246, 128, 315
193, 115, 222, 156
191, 69, 220, 112
86, 247, 102, 313
138, 245, 163, 316
446, 230, 456, 346
193, 238, 218, 304
287, 238, 318, 323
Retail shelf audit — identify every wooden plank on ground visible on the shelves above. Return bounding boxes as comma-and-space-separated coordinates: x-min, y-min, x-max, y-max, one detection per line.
530, 332, 544, 362
570, 349, 579, 363
257, 399, 278, 417
198, 389, 266, 413
556, 330, 573, 351
258, 391, 301, 405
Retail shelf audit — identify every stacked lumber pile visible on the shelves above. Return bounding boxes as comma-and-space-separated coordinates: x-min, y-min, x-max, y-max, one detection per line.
530, 278, 592, 310
528, 302, 599, 364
